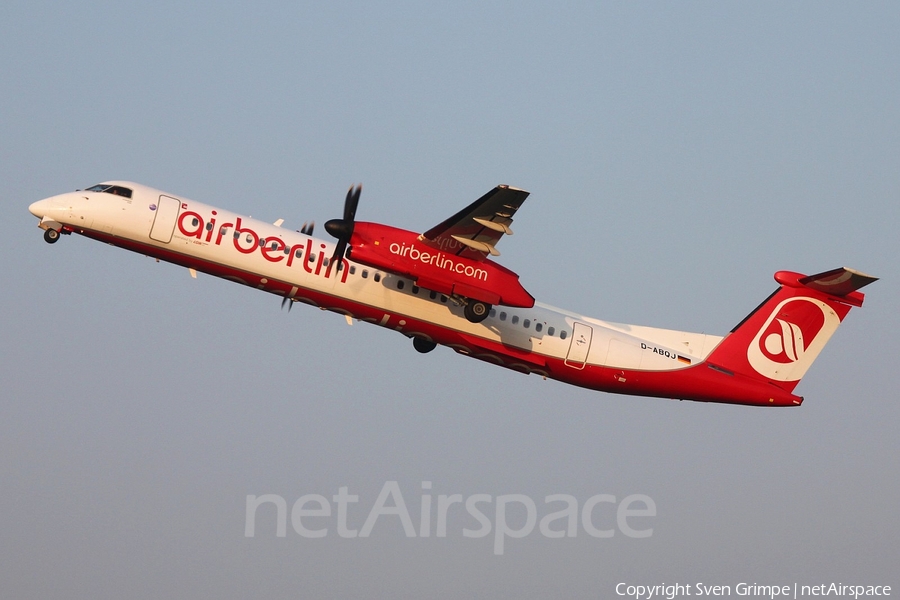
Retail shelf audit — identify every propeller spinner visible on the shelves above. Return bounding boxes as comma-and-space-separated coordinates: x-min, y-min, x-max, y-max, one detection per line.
324, 184, 361, 264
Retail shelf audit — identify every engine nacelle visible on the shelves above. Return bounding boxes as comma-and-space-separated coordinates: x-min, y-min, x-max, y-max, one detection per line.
348, 222, 534, 308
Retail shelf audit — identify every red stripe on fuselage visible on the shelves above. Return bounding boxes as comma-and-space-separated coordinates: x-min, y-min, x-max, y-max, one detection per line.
73, 227, 800, 407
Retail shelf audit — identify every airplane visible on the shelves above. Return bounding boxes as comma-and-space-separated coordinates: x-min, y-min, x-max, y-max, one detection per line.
28, 181, 876, 407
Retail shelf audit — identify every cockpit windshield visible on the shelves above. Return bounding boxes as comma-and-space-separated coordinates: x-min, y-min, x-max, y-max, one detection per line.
85, 184, 133, 198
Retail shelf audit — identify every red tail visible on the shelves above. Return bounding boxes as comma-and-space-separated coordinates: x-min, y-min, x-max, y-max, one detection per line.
705, 268, 877, 393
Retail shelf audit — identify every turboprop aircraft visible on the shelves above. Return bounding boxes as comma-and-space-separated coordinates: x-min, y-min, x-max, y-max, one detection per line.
28, 181, 876, 406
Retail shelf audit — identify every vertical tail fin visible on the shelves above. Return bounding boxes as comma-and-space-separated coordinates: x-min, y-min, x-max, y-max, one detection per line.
705, 268, 877, 393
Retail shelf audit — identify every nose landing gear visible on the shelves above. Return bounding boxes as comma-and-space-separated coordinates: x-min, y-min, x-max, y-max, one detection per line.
43, 228, 60, 244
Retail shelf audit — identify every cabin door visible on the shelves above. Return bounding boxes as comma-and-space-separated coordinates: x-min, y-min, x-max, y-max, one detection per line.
564, 322, 593, 369
149, 195, 181, 243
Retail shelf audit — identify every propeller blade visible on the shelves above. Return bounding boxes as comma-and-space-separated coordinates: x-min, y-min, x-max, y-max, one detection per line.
326, 183, 362, 264
344, 184, 361, 222
331, 239, 347, 264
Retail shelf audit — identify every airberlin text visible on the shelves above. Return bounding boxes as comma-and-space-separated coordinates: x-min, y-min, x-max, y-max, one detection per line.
389, 241, 488, 282
244, 481, 655, 555
176, 210, 349, 282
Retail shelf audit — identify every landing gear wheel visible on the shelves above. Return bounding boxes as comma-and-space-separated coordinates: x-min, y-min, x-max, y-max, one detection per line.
464, 301, 491, 323
413, 337, 437, 353
43, 229, 60, 244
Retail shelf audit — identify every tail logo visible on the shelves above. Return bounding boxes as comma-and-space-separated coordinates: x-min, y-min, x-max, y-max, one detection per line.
747, 297, 839, 381
762, 318, 815, 363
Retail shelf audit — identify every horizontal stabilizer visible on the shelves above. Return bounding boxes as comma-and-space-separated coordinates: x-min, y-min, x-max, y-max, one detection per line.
798, 267, 878, 298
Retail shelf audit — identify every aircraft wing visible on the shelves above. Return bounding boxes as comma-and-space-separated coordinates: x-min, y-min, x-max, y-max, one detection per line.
420, 185, 529, 262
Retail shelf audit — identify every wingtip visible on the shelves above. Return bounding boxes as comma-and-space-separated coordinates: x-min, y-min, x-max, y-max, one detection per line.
842, 267, 879, 283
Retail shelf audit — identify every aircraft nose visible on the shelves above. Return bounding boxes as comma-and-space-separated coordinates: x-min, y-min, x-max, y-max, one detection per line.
29, 196, 64, 218
29, 198, 52, 218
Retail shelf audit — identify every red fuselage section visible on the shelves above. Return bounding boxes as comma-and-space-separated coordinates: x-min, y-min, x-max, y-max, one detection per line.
347, 222, 534, 308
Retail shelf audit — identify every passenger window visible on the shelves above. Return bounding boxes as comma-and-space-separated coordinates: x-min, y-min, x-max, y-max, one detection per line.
548, 326, 555, 336
374, 273, 381, 282
246, 234, 253, 244
535, 323, 542, 332
499, 312, 507, 321
397, 280, 404, 290
206, 222, 213, 231
511, 315, 519, 325
349, 266, 356, 274
271, 242, 278, 250
489, 309, 496, 318
523, 319, 531, 329
308, 253, 316, 262
430, 291, 437, 300
440, 295, 448, 303
192, 217, 199, 227
412, 285, 419, 294
258, 238, 265, 247
295, 249, 302, 258
560, 330, 568, 340
362, 270, 369, 278
323, 258, 330, 267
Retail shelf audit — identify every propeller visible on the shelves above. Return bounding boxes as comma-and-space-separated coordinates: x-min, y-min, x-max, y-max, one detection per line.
324, 184, 361, 264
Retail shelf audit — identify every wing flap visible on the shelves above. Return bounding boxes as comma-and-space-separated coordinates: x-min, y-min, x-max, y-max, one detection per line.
421, 185, 529, 261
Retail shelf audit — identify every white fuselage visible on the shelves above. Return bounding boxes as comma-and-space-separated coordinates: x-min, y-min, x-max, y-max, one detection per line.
30, 182, 731, 400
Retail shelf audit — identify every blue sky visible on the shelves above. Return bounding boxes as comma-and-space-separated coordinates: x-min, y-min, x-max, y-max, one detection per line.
2, 2, 898, 597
